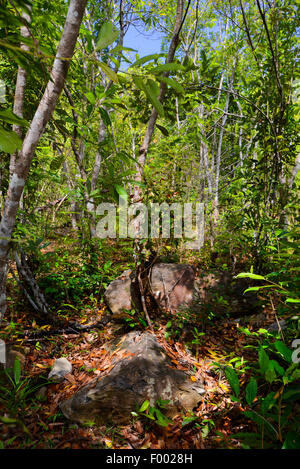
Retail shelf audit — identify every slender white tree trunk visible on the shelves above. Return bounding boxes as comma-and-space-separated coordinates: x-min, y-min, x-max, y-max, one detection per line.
0, 0, 87, 321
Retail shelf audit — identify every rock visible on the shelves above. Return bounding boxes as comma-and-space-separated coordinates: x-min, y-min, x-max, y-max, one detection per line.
48, 358, 72, 383
104, 264, 195, 316
194, 270, 261, 317
60, 331, 205, 425
150, 263, 195, 311
104, 270, 134, 316
104, 265, 261, 319
267, 320, 287, 333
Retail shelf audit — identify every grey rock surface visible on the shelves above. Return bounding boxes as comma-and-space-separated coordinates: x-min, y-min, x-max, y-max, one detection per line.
267, 319, 287, 333
104, 269, 133, 316
104, 265, 261, 319
48, 357, 72, 382
104, 264, 195, 315
150, 263, 195, 311
60, 331, 205, 425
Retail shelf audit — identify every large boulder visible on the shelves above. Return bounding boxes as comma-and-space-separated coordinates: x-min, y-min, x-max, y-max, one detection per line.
150, 263, 195, 311
104, 264, 195, 315
194, 270, 261, 317
60, 331, 205, 425
104, 270, 134, 316
103, 264, 261, 319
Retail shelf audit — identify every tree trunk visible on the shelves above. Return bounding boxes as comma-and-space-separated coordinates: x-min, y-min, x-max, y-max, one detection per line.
10, 6, 32, 178
0, 0, 87, 321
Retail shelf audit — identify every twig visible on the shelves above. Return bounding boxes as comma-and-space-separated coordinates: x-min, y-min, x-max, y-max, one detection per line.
270, 297, 285, 342
137, 269, 154, 331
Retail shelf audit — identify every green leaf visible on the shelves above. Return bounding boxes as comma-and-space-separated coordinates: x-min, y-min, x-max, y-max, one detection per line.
245, 377, 257, 405
114, 184, 128, 200
0, 108, 28, 126
270, 360, 285, 376
0, 417, 18, 424
274, 341, 293, 363
0, 126, 22, 153
282, 432, 300, 449
265, 367, 277, 383
13, 357, 21, 385
243, 285, 275, 293
156, 124, 169, 136
133, 77, 164, 117
50, 153, 65, 171
150, 63, 184, 74
159, 76, 185, 94
154, 408, 172, 427
139, 400, 150, 412
84, 91, 95, 105
225, 366, 240, 397
131, 53, 164, 67
258, 347, 270, 374
282, 385, 300, 402
99, 62, 118, 83
261, 391, 276, 414
96, 22, 119, 50
99, 107, 111, 127
286, 298, 300, 303
181, 416, 198, 427
235, 272, 266, 280
244, 410, 277, 436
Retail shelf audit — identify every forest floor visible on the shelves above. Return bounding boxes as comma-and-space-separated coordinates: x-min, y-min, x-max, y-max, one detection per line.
0, 235, 287, 449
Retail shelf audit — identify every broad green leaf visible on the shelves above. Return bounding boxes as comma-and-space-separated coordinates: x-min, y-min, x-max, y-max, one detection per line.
0, 126, 22, 153
150, 63, 184, 74
114, 184, 128, 200
50, 153, 65, 171
0, 417, 18, 424
235, 272, 266, 280
245, 377, 257, 405
159, 76, 185, 94
286, 298, 300, 303
131, 53, 164, 67
282, 432, 300, 449
243, 285, 276, 293
282, 385, 300, 402
139, 400, 150, 412
0, 108, 28, 126
84, 91, 95, 105
96, 22, 119, 50
99, 107, 111, 127
13, 357, 21, 385
133, 77, 164, 117
156, 124, 169, 136
99, 62, 118, 83
244, 410, 277, 436
258, 347, 270, 374
181, 416, 198, 427
154, 408, 172, 427
274, 341, 293, 363
265, 367, 277, 383
270, 360, 285, 376
225, 366, 240, 397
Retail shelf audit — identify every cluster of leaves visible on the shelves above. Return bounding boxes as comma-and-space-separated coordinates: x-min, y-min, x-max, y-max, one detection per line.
132, 398, 173, 428
223, 336, 300, 449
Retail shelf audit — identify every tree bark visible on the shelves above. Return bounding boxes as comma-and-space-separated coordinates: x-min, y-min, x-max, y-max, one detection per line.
10, 6, 32, 178
0, 0, 87, 321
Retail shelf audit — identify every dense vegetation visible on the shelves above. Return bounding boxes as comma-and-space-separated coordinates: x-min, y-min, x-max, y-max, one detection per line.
0, 0, 299, 450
